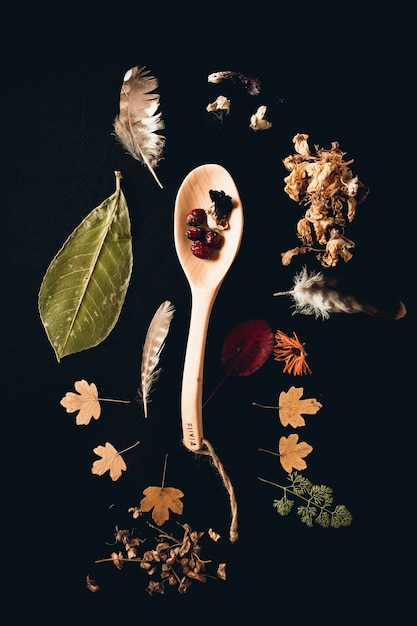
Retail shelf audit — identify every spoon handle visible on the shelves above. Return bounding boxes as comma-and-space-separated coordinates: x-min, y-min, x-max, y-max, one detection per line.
181, 288, 216, 451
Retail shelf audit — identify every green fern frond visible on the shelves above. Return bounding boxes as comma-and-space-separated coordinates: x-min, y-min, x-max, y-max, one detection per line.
273, 496, 294, 516
258, 472, 352, 529
289, 472, 312, 495
330, 505, 353, 528
297, 505, 317, 527
309, 484, 333, 507
315, 510, 331, 527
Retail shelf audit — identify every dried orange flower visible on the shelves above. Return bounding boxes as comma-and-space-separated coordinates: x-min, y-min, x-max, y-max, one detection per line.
273, 330, 311, 376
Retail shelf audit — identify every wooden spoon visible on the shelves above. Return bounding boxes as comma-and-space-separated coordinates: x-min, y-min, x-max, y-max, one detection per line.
174, 164, 244, 451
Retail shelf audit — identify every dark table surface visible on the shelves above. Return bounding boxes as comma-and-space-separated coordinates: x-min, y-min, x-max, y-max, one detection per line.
3, 2, 416, 624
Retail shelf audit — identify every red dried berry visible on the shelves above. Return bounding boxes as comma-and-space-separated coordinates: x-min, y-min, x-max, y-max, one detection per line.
190, 240, 212, 259
205, 230, 223, 249
185, 227, 205, 241
186, 208, 206, 226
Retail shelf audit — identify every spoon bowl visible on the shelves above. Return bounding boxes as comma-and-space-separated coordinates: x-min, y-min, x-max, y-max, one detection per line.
174, 164, 244, 451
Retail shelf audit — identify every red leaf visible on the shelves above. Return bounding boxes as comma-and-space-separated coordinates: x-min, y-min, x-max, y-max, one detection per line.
203, 319, 274, 408
221, 319, 274, 376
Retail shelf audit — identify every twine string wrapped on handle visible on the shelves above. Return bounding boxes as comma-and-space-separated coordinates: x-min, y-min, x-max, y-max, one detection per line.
199, 438, 238, 543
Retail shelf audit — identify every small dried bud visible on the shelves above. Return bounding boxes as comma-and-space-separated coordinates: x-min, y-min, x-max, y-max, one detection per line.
217, 563, 227, 580
208, 528, 221, 542
127, 547, 137, 559
146, 581, 165, 596
156, 542, 171, 553
186, 570, 207, 583
86, 575, 100, 593
179, 537, 191, 556
111, 551, 124, 570
128, 506, 142, 519
178, 576, 192, 594
180, 557, 191, 573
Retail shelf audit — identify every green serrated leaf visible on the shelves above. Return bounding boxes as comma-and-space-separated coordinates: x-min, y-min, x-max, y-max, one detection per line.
38, 182, 133, 361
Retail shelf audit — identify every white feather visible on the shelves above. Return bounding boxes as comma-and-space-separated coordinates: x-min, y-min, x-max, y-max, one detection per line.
273, 266, 407, 320
139, 301, 175, 417
114, 66, 165, 188
274, 267, 333, 319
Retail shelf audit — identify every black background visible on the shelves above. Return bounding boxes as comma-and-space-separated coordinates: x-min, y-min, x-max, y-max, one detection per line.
3, 1, 416, 624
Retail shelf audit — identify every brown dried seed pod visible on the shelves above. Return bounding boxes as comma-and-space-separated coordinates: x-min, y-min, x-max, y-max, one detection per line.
217, 563, 227, 580
179, 538, 191, 556
178, 577, 192, 594
186, 570, 207, 583
180, 558, 191, 573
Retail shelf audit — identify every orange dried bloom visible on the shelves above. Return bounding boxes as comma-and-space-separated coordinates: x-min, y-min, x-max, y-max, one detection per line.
274, 330, 311, 376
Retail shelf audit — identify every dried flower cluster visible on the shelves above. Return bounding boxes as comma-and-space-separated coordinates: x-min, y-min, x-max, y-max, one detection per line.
281, 133, 369, 267
94, 523, 226, 596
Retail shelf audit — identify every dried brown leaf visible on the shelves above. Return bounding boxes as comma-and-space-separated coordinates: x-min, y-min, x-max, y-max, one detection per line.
279, 386, 322, 427
91, 442, 127, 481
278, 433, 313, 472
60, 379, 100, 425
140, 486, 184, 526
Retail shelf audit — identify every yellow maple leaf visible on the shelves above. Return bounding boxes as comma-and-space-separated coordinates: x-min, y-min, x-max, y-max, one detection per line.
279, 433, 313, 472
91, 442, 127, 481
279, 386, 322, 428
60, 379, 100, 425
139, 486, 184, 526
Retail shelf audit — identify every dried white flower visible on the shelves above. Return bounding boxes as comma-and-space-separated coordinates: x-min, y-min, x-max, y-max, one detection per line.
206, 95, 231, 115
249, 105, 272, 131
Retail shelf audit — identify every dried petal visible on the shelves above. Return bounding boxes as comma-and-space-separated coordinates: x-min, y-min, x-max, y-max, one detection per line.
111, 551, 124, 570
206, 95, 231, 115
293, 133, 312, 157
273, 330, 311, 376
281, 247, 303, 266
86, 575, 100, 592
208, 528, 221, 542
217, 563, 227, 580
249, 105, 272, 131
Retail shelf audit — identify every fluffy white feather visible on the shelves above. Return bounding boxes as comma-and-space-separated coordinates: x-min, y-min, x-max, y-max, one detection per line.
139, 301, 175, 417
274, 266, 406, 320
114, 66, 165, 188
